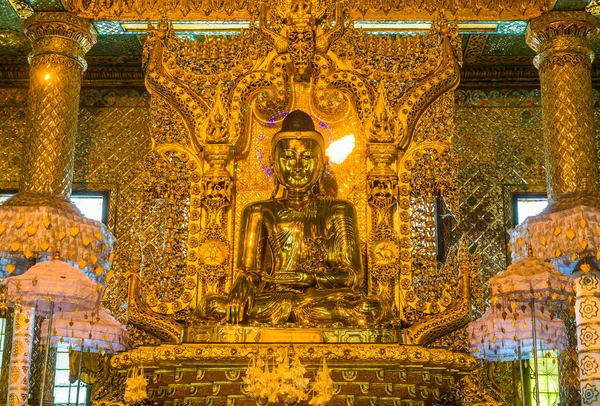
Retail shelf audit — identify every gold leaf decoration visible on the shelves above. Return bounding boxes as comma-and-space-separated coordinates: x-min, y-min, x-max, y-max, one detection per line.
566, 229, 576, 240
6, 264, 16, 274
39, 242, 50, 251
554, 226, 562, 236
58, 231, 66, 241
580, 241, 588, 250
95, 266, 103, 276
26, 226, 37, 236
540, 236, 547, 246
10, 242, 20, 251
82, 236, 91, 247
0, 225, 6, 235
23, 249, 33, 259
15, 218, 24, 228
517, 237, 523, 246
78, 259, 87, 269
555, 248, 562, 257
69, 227, 80, 237
94, 231, 103, 241
579, 218, 587, 228
43, 217, 51, 229
581, 264, 591, 274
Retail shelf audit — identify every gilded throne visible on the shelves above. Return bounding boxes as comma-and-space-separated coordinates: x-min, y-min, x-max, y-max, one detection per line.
111, 2, 481, 403
125, 0, 478, 345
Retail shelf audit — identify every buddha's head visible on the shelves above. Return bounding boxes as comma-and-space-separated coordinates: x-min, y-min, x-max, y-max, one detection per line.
270, 110, 326, 195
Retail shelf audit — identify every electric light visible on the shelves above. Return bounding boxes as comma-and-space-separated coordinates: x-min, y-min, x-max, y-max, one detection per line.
326, 134, 355, 164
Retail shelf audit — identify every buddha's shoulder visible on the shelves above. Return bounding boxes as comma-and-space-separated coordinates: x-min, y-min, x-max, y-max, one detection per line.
242, 199, 283, 212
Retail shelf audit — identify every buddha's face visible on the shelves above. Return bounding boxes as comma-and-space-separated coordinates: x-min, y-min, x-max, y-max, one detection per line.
272, 138, 324, 193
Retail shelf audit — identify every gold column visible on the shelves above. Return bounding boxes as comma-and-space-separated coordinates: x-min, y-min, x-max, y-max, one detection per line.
527, 12, 600, 404
21, 12, 96, 197
525, 11, 600, 199
7, 308, 35, 406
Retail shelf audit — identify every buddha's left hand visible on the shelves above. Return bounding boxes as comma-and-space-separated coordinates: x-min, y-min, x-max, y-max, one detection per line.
262, 271, 316, 287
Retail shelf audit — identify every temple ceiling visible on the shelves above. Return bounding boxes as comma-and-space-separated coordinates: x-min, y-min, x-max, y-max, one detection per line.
0, 0, 597, 84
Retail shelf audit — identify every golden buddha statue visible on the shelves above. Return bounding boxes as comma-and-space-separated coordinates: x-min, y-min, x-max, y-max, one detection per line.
194, 110, 388, 327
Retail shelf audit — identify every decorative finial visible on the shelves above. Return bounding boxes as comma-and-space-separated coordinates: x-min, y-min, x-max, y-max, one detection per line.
527, 242, 533, 258
53, 250, 60, 260
582, 175, 589, 192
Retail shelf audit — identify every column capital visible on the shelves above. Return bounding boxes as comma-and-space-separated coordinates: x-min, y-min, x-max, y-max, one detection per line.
23, 12, 97, 71
526, 11, 600, 69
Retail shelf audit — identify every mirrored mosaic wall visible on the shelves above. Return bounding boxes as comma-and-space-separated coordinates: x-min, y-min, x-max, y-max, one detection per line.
0, 85, 598, 404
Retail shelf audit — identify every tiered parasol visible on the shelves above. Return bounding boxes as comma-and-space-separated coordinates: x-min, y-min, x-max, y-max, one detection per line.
0, 192, 115, 282
468, 249, 574, 406
6, 258, 104, 406
40, 307, 127, 404
509, 190, 600, 274
41, 307, 127, 352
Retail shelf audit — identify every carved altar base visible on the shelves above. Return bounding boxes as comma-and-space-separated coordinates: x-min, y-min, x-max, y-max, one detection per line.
111, 343, 476, 405
184, 326, 402, 344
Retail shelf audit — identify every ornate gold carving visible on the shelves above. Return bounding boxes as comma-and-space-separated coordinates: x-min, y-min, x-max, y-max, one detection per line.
62, 0, 553, 22
111, 343, 476, 370
404, 239, 477, 345
136, 2, 465, 338
6, 0, 33, 19
526, 11, 600, 198
365, 88, 400, 297
21, 13, 97, 197
184, 325, 398, 344
23, 12, 97, 70
126, 266, 183, 343
463, 34, 488, 65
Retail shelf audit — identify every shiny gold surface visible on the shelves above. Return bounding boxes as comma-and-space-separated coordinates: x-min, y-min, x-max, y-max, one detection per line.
184, 325, 400, 344
112, 342, 476, 369
193, 110, 387, 327
0, 85, 570, 406
90, 343, 476, 405
526, 11, 600, 199
62, 0, 554, 22
1, 2, 586, 405
21, 12, 97, 197
138, 3, 467, 332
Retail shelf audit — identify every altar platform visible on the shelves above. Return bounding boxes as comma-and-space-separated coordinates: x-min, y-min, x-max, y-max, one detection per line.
111, 342, 476, 405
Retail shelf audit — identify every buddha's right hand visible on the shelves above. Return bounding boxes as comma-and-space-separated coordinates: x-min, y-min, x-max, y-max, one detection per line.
226, 274, 256, 324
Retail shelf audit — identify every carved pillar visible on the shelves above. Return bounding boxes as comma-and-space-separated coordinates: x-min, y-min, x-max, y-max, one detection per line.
6, 12, 96, 406
7, 308, 34, 406
364, 84, 400, 304
525, 11, 600, 199
21, 12, 96, 197
526, 12, 600, 405
196, 142, 232, 296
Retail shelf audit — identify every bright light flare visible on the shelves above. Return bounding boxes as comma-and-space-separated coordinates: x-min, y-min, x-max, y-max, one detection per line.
43, 73, 51, 81
326, 134, 355, 164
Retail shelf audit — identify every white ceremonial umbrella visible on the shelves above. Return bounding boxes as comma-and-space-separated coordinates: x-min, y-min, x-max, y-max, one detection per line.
468, 306, 567, 362
0, 192, 115, 283
41, 307, 127, 353
6, 258, 104, 406
6, 259, 104, 313
488, 252, 573, 305
468, 250, 574, 406
41, 307, 127, 404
